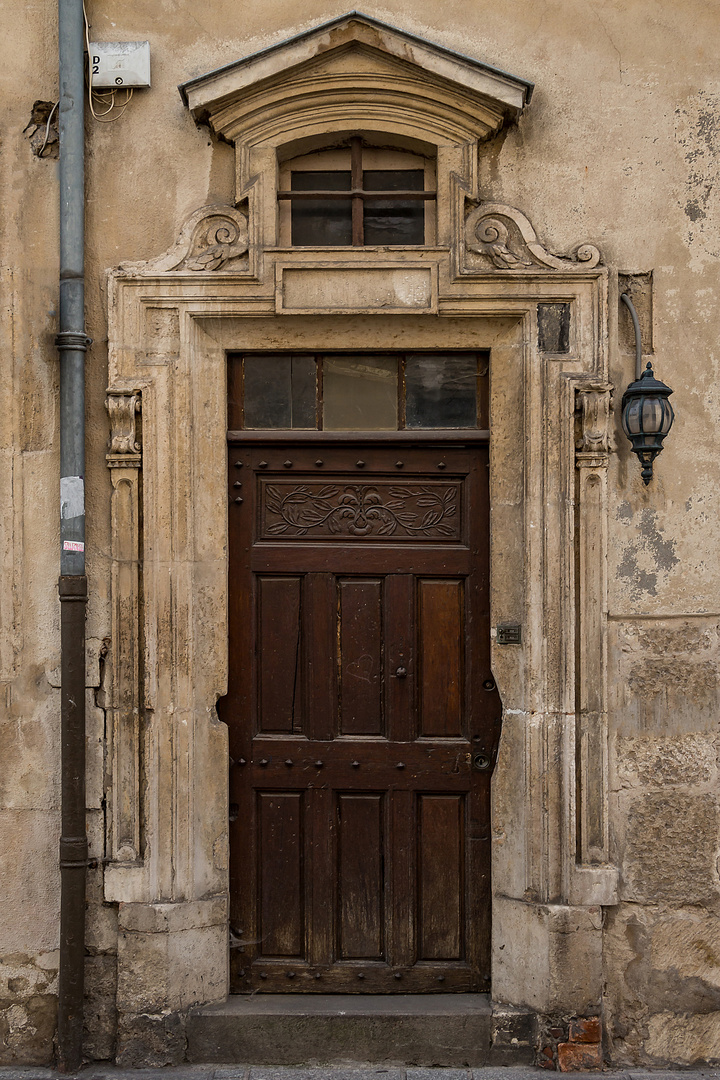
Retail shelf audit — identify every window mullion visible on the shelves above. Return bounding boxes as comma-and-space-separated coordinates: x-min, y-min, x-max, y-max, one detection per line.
350, 136, 364, 245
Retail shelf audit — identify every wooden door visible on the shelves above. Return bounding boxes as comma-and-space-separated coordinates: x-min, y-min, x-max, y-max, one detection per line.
224, 436, 501, 992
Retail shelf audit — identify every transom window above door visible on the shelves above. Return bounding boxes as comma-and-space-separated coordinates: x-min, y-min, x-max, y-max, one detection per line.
227, 352, 488, 431
278, 136, 437, 247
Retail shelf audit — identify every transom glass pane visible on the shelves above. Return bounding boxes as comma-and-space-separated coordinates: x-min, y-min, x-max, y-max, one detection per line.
291, 172, 352, 246
243, 355, 316, 429
323, 356, 398, 430
405, 355, 478, 428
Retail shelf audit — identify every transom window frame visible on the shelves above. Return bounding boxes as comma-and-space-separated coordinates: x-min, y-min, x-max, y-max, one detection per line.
277, 135, 438, 248
227, 350, 489, 432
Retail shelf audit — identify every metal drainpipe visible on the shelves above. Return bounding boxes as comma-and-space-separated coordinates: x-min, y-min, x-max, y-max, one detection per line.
57, 0, 91, 1070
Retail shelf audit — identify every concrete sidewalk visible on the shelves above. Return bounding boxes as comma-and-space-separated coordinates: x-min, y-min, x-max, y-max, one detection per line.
1, 1065, 719, 1080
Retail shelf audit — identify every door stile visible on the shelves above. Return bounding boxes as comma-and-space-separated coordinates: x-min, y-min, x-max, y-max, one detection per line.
389, 788, 415, 970
308, 786, 334, 969
385, 574, 415, 743
304, 573, 336, 742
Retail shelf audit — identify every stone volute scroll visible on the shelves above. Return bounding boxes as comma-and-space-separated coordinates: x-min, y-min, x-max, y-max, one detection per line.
106, 389, 143, 863
465, 202, 602, 270
120, 203, 249, 274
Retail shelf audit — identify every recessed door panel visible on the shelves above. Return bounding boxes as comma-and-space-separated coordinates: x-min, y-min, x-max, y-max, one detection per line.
339, 579, 384, 736
337, 793, 385, 959
258, 793, 305, 958
418, 794, 464, 960
418, 580, 464, 738
257, 577, 303, 734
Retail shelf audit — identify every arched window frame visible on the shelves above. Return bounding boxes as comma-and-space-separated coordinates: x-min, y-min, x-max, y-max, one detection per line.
277, 135, 438, 248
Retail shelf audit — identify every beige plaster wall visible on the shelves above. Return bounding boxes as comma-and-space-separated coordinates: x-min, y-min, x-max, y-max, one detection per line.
1, 0, 719, 1066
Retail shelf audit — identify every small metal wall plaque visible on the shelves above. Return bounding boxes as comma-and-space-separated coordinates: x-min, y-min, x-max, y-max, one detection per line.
496, 624, 522, 645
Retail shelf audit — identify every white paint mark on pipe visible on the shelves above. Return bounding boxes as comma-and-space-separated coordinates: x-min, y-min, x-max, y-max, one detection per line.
60, 475, 84, 519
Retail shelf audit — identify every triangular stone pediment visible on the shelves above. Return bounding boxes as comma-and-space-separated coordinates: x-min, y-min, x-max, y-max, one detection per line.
179, 12, 533, 145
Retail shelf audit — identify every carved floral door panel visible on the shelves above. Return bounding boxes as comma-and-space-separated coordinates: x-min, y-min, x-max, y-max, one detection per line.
224, 438, 500, 992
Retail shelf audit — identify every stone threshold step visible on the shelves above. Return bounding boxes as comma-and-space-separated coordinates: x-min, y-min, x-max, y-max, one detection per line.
186, 995, 535, 1067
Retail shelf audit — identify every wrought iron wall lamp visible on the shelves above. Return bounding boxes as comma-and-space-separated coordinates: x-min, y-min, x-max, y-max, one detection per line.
620, 292, 674, 485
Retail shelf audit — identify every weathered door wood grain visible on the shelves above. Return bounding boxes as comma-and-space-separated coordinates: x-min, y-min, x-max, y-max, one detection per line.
224, 439, 500, 992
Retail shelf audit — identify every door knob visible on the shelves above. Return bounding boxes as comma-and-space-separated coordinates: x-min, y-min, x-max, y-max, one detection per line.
395, 666, 407, 678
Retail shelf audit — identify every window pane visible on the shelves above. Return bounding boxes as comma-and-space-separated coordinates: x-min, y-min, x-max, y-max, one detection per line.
291, 172, 352, 246
363, 170, 425, 245
323, 356, 398, 430
405, 355, 478, 428
244, 355, 316, 429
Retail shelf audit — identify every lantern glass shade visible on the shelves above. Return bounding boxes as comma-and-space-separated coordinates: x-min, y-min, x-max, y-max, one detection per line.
621, 395, 674, 440
621, 363, 674, 484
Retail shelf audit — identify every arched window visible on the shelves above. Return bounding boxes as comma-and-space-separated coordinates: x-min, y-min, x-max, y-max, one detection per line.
278, 135, 436, 247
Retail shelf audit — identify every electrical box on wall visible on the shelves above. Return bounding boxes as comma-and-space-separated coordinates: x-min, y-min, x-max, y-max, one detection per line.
89, 42, 151, 88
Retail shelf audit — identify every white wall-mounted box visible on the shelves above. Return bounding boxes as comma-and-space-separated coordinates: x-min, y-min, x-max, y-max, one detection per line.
89, 42, 151, 89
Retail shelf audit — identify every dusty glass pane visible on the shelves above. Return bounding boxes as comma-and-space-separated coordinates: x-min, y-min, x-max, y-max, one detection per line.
288, 356, 317, 428
291, 171, 352, 246
405, 355, 478, 428
243, 355, 316, 429
323, 356, 398, 430
363, 170, 425, 245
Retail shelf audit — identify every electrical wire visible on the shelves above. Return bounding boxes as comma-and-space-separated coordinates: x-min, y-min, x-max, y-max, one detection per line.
38, 101, 59, 157
83, 2, 134, 122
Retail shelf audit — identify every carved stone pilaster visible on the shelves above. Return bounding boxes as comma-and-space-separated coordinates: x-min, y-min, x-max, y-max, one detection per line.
575, 385, 611, 469
107, 389, 141, 467
106, 390, 142, 862
575, 384, 612, 866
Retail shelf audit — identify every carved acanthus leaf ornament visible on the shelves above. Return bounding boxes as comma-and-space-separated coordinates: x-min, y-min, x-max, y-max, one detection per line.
575, 384, 613, 469
106, 390, 141, 465
119, 204, 249, 274
465, 203, 602, 271
263, 482, 460, 539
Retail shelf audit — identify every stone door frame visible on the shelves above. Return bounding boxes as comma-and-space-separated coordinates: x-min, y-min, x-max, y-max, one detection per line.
104, 231, 618, 1033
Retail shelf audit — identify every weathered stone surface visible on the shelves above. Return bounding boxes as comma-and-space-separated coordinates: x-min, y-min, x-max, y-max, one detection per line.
646, 1012, 720, 1065
615, 732, 717, 788
84, 955, 118, 1062
117, 907, 227, 1014
493, 898, 603, 1015
86, 869, 119, 955
604, 903, 720, 1066
620, 792, 720, 904
489, 1006, 536, 1065
187, 995, 494, 1066
0, 814, 59, 954
116, 1011, 186, 1068
608, 620, 720, 736
0, 993, 56, 1066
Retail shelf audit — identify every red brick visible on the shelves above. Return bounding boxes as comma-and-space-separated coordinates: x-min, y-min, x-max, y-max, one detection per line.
558, 1041, 603, 1071
539, 1045, 556, 1069
569, 1017, 602, 1044
549, 1026, 565, 1039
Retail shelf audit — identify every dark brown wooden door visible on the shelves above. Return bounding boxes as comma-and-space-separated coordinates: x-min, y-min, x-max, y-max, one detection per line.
224, 436, 500, 992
